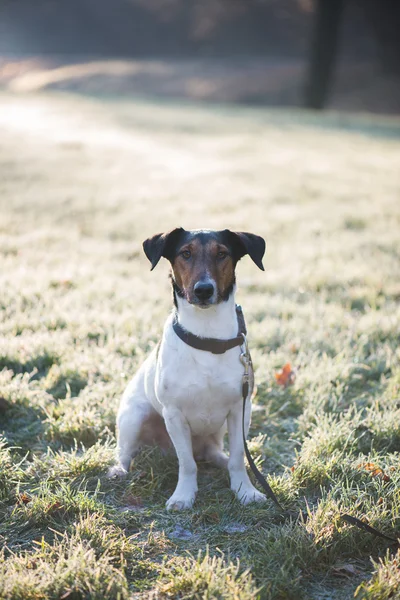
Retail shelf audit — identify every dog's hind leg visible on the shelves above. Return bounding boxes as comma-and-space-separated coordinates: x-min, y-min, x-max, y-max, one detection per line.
108, 401, 150, 478
203, 426, 229, 468
108, 364, 153, 478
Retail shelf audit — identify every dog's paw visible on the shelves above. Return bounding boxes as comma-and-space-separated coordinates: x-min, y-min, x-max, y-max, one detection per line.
237, 487, 267, 505
107, 465, 128, 479
166, 491, 196, 511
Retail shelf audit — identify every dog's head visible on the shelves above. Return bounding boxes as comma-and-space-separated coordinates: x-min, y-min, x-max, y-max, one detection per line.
143, 228, 265, 308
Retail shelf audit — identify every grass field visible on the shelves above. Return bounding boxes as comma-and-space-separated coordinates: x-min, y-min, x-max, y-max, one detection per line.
0, 91, 400, 599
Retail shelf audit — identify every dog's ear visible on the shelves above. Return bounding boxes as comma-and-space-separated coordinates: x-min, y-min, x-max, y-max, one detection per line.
143, 228, 185, 270
225, 230, 266, 271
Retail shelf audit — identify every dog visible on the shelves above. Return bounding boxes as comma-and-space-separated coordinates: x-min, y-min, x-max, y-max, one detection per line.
109, 227, 267, 510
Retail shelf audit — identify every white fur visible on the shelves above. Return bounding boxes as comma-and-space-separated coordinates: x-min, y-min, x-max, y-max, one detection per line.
110, 288, 266, 510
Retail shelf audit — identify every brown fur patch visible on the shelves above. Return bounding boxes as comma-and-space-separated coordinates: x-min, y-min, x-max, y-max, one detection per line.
172, 238, 235, 304
138, 413, 172, 450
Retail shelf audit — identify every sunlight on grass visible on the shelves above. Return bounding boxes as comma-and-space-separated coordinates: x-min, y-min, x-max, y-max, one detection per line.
0, 90, 399, 599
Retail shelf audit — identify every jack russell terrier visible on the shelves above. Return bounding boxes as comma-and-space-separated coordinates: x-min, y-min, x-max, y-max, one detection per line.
109, 228, 267, 510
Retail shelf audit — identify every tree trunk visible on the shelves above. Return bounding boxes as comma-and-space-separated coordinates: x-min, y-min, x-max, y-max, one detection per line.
364, 0, 400, 75
304, 0, 345, 109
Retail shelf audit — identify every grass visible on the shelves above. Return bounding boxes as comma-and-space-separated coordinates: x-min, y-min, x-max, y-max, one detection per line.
0, 90, 399, 599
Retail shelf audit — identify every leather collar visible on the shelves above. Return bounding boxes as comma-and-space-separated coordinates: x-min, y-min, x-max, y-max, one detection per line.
172, 304, 247, 355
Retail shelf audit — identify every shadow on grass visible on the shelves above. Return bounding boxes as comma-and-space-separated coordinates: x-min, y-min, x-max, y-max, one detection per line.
0, 351, 60, 381
45, 371, 88, 400
0, 400, 46, 450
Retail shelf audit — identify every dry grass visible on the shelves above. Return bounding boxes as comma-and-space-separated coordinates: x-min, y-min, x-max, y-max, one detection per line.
0, 90, 399, 599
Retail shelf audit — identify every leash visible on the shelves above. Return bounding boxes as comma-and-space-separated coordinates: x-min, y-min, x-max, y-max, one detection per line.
240, 331, 284, 512
173, 303, 399, 546
239, 333, 399, 546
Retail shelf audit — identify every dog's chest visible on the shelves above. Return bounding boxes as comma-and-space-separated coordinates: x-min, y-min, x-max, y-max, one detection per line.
156, 330, 243, 434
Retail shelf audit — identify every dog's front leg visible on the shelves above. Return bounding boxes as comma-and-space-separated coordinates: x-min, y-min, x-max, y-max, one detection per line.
163, 407, 198, 510
227, 402, 267, 505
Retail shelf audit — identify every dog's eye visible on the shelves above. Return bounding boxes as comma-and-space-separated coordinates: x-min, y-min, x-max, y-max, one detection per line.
181, 250, 191, 259
217, 251, 228, 259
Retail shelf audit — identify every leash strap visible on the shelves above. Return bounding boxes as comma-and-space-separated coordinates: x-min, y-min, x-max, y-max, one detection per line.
339, 514, 399, 544
241, 376, 284, 511
239, 331, 399, 546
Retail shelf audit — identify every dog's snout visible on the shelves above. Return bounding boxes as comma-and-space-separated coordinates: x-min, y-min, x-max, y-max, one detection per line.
194, 281, 214, 301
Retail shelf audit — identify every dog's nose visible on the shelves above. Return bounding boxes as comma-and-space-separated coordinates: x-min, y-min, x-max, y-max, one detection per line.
194, 281, 214, 301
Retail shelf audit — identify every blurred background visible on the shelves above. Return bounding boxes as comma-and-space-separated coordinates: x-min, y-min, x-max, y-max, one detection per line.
1, 4, 400, 598
0, 0, 399, 113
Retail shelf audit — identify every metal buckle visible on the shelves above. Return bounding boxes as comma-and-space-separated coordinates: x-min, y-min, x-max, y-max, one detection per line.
240, 334, 250, 382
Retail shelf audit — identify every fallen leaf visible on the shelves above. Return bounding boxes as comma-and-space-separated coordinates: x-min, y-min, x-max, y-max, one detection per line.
46, 501, 63, 513
122, 493, 143, 507
358, 462, 377, 471
365, 462, 377, 471
17, 493, 32, 505
357, 463, 390, 480
275, 363, 296, 388
371, 468, 384, 478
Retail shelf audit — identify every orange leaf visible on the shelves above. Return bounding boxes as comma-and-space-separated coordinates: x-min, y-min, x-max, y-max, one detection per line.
46, 501, 63, 513
275, 363, 296, 387
371, 469, 383, 478
364, 462, 377, 471
17, 493, 32, 505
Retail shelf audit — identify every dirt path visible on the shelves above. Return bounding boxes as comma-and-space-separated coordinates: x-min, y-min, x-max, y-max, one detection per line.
1, 56, 400, 114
